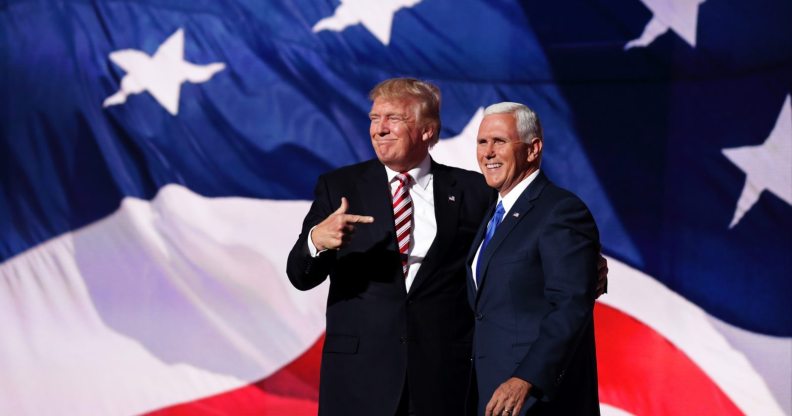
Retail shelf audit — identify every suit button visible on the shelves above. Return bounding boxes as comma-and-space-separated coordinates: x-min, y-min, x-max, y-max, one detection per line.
475, 313, 484, 320
400, 337, 408, 344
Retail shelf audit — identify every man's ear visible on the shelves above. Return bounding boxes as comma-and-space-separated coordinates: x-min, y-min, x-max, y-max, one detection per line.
527, 137, 543, 162
421, 123, 436, 143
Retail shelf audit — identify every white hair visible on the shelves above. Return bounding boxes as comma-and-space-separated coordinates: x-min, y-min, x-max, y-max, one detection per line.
483, 102, 543, 144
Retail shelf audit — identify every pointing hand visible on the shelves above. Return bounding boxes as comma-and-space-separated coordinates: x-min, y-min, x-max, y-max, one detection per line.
311, 197, 374, 251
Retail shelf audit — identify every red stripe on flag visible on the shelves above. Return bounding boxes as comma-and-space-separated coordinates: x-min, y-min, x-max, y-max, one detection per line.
148, 304, 746, 415
595, 303, 743, 415
146, 335, 324, 415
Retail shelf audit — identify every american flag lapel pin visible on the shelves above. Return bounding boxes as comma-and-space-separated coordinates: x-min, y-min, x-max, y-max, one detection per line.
448, 195, 456, 202
513, 212, 520, 218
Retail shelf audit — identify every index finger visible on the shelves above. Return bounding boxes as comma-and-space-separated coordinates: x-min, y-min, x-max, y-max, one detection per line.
343, 214, 374, 224
485, 395, 499, 416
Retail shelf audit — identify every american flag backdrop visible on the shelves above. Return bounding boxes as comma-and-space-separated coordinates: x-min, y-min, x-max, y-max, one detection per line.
1, 0, 790, 414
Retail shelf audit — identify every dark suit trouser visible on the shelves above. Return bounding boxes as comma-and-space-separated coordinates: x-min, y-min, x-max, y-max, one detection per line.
395, 378, 416, 416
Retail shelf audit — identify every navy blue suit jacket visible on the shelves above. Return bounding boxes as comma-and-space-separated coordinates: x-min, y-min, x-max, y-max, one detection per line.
467, 172, 600, 416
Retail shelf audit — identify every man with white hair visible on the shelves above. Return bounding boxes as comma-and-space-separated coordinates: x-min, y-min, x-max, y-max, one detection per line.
469, 102, 601, 416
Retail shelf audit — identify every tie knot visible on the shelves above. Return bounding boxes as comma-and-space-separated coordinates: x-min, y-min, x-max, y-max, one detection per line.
396, 172, 413, 186
493, 201, 505, 223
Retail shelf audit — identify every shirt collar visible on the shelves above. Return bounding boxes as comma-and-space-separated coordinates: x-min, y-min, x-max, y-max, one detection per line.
498, 169, 540, 215
384, 155, 432, 190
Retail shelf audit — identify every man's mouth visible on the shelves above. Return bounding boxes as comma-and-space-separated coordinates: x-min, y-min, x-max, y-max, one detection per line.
485, 162, 502, 170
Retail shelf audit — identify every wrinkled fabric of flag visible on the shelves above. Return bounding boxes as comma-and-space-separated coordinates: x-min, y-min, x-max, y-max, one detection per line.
1, 0, 790, 414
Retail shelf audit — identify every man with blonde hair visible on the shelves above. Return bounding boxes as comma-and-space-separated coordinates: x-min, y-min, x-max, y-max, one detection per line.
288, 78, 494, 415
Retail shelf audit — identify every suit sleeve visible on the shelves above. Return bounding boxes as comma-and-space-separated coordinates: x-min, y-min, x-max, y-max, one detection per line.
286, 174, 338, 291
512, 195, 599, 399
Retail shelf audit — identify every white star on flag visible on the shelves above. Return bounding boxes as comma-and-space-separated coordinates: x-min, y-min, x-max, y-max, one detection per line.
722, 95, 792, 228
625, 0, 706, 49
312, 0, 421, 45
103, 28, 226, 115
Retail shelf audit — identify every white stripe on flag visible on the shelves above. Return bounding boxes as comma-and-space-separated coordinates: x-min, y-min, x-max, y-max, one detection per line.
598, 256, 786, 415
0, 185, 327, 415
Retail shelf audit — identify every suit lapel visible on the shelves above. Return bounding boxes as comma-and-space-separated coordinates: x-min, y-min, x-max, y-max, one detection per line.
356, 160, 399, 254
466, 202, 495, 305
409, 161, 460, 295
474, 172, 549, 303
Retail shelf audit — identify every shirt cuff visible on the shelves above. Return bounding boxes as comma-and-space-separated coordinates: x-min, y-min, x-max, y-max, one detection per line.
307, 226, 327, 257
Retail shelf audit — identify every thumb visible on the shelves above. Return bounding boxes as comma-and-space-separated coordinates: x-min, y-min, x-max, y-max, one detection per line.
334, 197, 349, 214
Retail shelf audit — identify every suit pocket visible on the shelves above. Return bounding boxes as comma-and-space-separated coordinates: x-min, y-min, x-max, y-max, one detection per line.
323, 334, 359, 354
489, 250, 536, 267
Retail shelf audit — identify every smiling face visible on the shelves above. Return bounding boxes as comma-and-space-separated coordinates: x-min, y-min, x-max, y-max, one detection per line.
369, 97, 433, 172
476, 112, 542, 196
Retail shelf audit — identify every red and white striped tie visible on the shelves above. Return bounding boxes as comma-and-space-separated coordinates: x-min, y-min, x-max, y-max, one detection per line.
393, 173, 414, 277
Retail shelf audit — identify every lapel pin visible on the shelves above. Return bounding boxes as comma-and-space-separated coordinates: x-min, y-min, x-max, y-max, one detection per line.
513, 212, 520, 218
448, 195, 456, 202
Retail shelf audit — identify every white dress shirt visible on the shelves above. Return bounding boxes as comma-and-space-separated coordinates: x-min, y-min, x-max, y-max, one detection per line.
472, 169, 540, 289
307, 156, 436, 292
384, 156, 436, 291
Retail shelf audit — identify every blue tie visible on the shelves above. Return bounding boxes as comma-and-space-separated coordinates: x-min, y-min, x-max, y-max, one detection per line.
477, 201, 504, 284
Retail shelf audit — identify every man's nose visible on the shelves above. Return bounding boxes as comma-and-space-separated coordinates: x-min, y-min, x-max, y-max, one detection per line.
483, 142, 495, 157
375, 119, 390, 135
